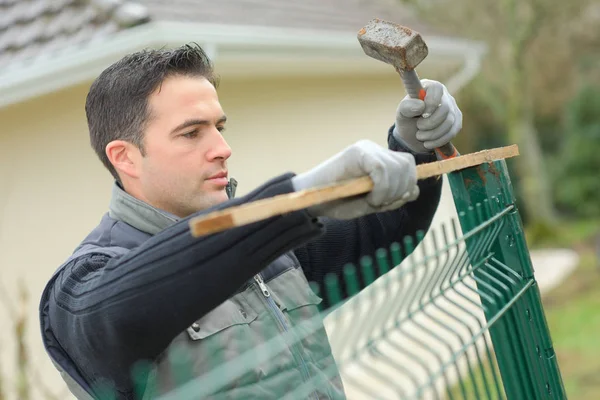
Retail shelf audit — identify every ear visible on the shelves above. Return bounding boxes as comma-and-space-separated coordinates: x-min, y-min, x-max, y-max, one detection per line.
105, 140, 142, 180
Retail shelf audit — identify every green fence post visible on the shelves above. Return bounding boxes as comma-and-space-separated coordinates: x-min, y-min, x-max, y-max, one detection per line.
447, 160, 567, 399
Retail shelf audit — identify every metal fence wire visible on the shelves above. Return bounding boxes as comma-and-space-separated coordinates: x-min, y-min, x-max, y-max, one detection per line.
91, 160, 566, 400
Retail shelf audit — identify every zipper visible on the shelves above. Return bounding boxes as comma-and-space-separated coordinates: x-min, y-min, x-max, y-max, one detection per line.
253, 274, 319, 400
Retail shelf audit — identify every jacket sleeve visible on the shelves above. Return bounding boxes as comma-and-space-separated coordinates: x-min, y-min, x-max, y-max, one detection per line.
47, 173, 324, 391
294, 125, 443, 305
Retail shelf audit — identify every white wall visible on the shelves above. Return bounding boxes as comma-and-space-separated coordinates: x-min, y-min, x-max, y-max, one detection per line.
216, 73, 405, 193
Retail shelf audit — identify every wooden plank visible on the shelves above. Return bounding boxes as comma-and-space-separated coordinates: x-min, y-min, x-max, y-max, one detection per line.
189, 144, 519, 237
417, 144, 519, 179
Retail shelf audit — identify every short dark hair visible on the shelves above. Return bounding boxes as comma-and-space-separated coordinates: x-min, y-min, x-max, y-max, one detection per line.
85, 43, 219, 181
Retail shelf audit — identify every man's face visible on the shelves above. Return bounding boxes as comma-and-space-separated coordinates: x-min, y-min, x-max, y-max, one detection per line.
136, 75, 232, 217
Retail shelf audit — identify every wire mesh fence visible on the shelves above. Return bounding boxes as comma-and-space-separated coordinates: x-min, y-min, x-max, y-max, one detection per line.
322, 201, 513, 400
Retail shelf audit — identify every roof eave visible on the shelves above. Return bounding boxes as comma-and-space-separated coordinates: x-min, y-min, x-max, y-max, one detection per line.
0, 21, 487, 109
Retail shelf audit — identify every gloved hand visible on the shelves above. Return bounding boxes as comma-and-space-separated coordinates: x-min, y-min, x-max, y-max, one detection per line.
393, 79, 462, 154
291, 140, 419, 220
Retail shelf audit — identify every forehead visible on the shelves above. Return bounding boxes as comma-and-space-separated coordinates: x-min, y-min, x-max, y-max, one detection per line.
148, 75, 222, 118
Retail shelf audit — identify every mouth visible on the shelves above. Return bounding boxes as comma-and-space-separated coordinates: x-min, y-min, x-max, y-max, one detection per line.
206, 171, 229, 186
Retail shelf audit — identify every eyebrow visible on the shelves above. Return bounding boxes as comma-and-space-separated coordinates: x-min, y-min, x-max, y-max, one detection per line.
170, 115, 227, 134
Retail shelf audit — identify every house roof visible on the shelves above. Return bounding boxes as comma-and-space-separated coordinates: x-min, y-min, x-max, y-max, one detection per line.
0, 0, 487, 108
138, 0, 441, 35
0, 0, 450, 69
0, 0, 150, 68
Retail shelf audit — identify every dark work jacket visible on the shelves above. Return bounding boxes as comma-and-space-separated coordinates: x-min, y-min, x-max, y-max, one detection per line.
39, 131, 442, 399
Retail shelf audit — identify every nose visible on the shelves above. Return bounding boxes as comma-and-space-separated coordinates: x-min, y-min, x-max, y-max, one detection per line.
206, 129, 232, 161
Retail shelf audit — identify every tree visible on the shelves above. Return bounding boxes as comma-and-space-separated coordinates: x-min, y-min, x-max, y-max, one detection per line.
553, 86, 600, 218
396, 0, 598, 225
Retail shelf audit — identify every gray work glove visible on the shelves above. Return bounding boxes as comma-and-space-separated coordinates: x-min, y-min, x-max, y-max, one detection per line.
291, 140, 420, 220
393, 79, 462, 153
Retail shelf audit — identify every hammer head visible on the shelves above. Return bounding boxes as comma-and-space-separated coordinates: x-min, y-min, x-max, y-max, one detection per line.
357, 19, 428, 71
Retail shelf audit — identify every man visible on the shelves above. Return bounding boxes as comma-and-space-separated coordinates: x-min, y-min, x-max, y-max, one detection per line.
39, 43, 462, 399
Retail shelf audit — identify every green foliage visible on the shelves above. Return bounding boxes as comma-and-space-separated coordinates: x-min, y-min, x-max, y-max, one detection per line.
525, 220, 559, 247
552, 86, 600, 218
525, 217, 600, 249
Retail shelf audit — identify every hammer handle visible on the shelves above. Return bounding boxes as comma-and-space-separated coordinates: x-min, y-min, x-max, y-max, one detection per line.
399, 69, 427, 100
398, 69, 460, 160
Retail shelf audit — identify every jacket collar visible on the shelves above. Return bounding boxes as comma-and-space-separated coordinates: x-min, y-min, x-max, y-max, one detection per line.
108, 182, 179, 235
107, 178, 238, 235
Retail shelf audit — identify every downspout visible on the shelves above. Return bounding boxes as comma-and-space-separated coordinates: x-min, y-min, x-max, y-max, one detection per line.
444, 48, 487, 94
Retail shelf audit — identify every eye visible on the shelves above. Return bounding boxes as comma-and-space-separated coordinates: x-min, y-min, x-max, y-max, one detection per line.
181, 130, 198, 139
217, 126, 226, 133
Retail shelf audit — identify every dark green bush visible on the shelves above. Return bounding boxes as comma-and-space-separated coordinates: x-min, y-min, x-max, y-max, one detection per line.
553, 85, 600, 218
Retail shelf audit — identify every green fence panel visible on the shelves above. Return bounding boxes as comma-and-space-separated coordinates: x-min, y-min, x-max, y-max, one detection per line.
448, 160, 566, 399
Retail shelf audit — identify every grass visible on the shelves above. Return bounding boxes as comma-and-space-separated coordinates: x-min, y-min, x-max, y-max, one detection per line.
543, 251, 600, 399
446, 218, 600, 399
526, 217, 600, 399
525, 218, 600, 249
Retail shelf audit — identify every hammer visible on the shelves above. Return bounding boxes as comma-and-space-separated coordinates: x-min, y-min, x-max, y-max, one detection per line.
357, 18, 459, 160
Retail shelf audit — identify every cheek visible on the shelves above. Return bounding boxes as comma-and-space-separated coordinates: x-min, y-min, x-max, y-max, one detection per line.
164, 141, 206, 164
139, 157, 166, 189
143, 151, 206, 186
141, 139, 209, 184
176, 152, 207, 178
